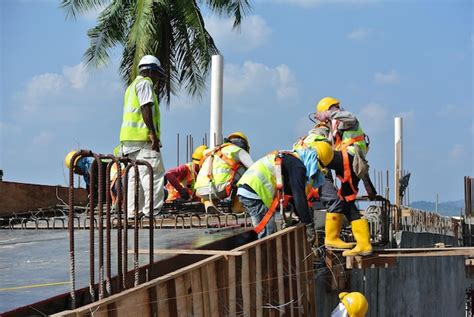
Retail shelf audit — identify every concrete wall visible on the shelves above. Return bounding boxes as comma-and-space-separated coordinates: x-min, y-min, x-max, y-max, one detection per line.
316, 231, 472, 316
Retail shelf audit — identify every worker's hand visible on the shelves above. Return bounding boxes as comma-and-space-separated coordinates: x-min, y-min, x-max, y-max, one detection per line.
179, 188, 190, 201
305, 222, 316, 245
149, 133, 160, 152
315, 110, 332, 122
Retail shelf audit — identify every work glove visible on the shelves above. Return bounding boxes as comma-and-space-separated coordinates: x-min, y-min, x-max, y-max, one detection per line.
315, 110, 332, 122
179, 188, 190, 201
305, 222, 316, 245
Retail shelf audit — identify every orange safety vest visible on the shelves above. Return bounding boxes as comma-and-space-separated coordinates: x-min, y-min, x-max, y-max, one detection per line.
165, 163, 197, 201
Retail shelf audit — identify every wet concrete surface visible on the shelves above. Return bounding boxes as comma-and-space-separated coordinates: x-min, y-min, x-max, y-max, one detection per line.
0, 228, 242, 312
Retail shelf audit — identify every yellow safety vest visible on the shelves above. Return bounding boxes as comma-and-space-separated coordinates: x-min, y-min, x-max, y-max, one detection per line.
120, 76, 160, 142
194, 144, 243, 193
237, 153, 278, 208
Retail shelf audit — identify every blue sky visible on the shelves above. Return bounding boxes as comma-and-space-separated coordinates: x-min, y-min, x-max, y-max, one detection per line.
0, 0, 472, 203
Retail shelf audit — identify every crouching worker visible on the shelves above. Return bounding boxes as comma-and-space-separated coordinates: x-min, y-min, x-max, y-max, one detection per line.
165, 145, 207, 202
194, 132, 253, 213
331, 292, 368, 317
236, 142, 333, 241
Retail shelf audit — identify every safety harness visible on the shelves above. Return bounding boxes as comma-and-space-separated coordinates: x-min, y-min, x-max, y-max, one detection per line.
254, 151, 297, 234
204, 143, 242, 199
335, 135, 365, 202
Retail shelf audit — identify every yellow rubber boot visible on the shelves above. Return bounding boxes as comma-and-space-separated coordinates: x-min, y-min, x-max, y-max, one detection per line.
324, 213, 356, 250
342, 218, 373, 256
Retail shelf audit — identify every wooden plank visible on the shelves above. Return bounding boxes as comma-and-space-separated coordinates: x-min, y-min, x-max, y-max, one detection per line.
228, 256, 237, 317
379, 250, 474, 257
184, 273, 193, 316
294, 229, 303, 317
346, 255, 397, 269
200, 265, 211, 317
191, 270, 204, 317
466, 258, 474, 266
157, 282, 170, 317
115, 288, 150, 316
255, 244, 263, 317
215, 258, 229, 316
288, 230, 296, 317
276, 236, 285, 316
303, 229, 315, 317
248, 248, 257, 317
379, 246, 474, 252
175, 276, 187, 316
128, 249, 244, 256
242, 251, 251, 316
206, 263, 219, 317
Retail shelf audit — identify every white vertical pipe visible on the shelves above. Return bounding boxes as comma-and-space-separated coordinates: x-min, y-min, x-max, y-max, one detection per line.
210, 55, 224, 148
394, 117, 403, 206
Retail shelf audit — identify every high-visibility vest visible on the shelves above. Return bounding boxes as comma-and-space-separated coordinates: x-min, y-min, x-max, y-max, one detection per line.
333, 121, 367, 156
120, 76, 160, 142
293, 133, 329, 151
237, 152, 278, 208
194, 144, 243, 195
165, 163, 196, 201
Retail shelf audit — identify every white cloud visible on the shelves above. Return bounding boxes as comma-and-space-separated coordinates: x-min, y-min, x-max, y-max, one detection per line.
395, 110, 415, 122
63, 63, 89, 89
449, 144, 467, 160
357, 102, 389, 132
205, 15, 271, 52
435, 104, 470, 118
224, 61, 298, 102
374, 70, 400, 85
347, 27, 374, 41
32, 131, 54, 146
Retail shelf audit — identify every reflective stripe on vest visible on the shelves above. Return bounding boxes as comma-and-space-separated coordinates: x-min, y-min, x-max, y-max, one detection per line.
194, 144, 242, 192
120, 76, 160, 142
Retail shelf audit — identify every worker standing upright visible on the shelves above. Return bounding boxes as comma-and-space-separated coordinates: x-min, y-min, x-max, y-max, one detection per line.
119, 55, 166, 219
236, 143, 333, 241
165, 145, 208, 202
315, 96, 373, 256
194, 132, 253, 213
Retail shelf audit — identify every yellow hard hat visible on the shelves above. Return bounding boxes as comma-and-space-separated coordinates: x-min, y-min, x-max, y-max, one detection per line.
227, 131, 250, 152
192, 145, 208, 163
316, 96, 340, 113
64, 150, 80, 169
340, 292, 368, 317
312, 141, 334, 167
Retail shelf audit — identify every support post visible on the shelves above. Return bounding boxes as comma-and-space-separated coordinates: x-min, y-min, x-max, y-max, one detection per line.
210, 55, 224, 148
394, 117, 403, 206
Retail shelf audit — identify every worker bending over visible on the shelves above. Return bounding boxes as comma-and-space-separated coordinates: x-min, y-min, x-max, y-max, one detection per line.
236, 142, 333, 241
119, 55, 166, 219
165, 145, 207, 202
315, 96, 374, 256
194, 132, 253, 213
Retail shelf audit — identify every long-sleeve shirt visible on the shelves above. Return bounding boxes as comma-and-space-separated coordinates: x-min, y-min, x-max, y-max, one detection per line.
165, 163, 195, 192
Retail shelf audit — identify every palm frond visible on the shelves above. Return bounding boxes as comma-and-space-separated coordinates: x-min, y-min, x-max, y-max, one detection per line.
60, 0, 111, 20
200, 0, 251, 28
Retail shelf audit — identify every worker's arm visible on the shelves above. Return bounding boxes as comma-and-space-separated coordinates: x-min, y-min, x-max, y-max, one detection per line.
165, 164, 189, 192
282, 156, 312, 224
330, 110, 359, 131
136, 78, 160, 151
237, 150, 254, 169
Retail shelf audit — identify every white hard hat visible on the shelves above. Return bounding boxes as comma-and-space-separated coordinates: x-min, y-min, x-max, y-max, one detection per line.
138, 55, 165, 77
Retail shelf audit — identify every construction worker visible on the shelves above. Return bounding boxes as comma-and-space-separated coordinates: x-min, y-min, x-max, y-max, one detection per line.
164, 145, 208, 202
331, 292, 368, 317
65, 150, 95, 189
194, 132, 253, 213
236, 142, 333, 240
119, 55, 166, 219
315, 96, 374, 256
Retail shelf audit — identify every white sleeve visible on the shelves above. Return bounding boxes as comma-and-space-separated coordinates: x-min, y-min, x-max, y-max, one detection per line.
135, 79, 154, 106
237, 150, 254, 169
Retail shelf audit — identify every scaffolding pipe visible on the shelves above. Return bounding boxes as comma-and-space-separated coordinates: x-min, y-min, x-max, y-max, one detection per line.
210, 54, 224, 148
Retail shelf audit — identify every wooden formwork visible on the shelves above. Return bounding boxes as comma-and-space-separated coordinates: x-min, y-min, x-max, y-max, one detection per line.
52, 225, 315, 317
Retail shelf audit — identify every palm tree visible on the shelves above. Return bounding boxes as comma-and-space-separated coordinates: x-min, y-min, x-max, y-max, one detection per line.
60, 0, 251, 104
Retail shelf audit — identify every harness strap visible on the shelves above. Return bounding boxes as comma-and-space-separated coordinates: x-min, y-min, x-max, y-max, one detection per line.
254, 193, 291, 234
336, 149, 358, 202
